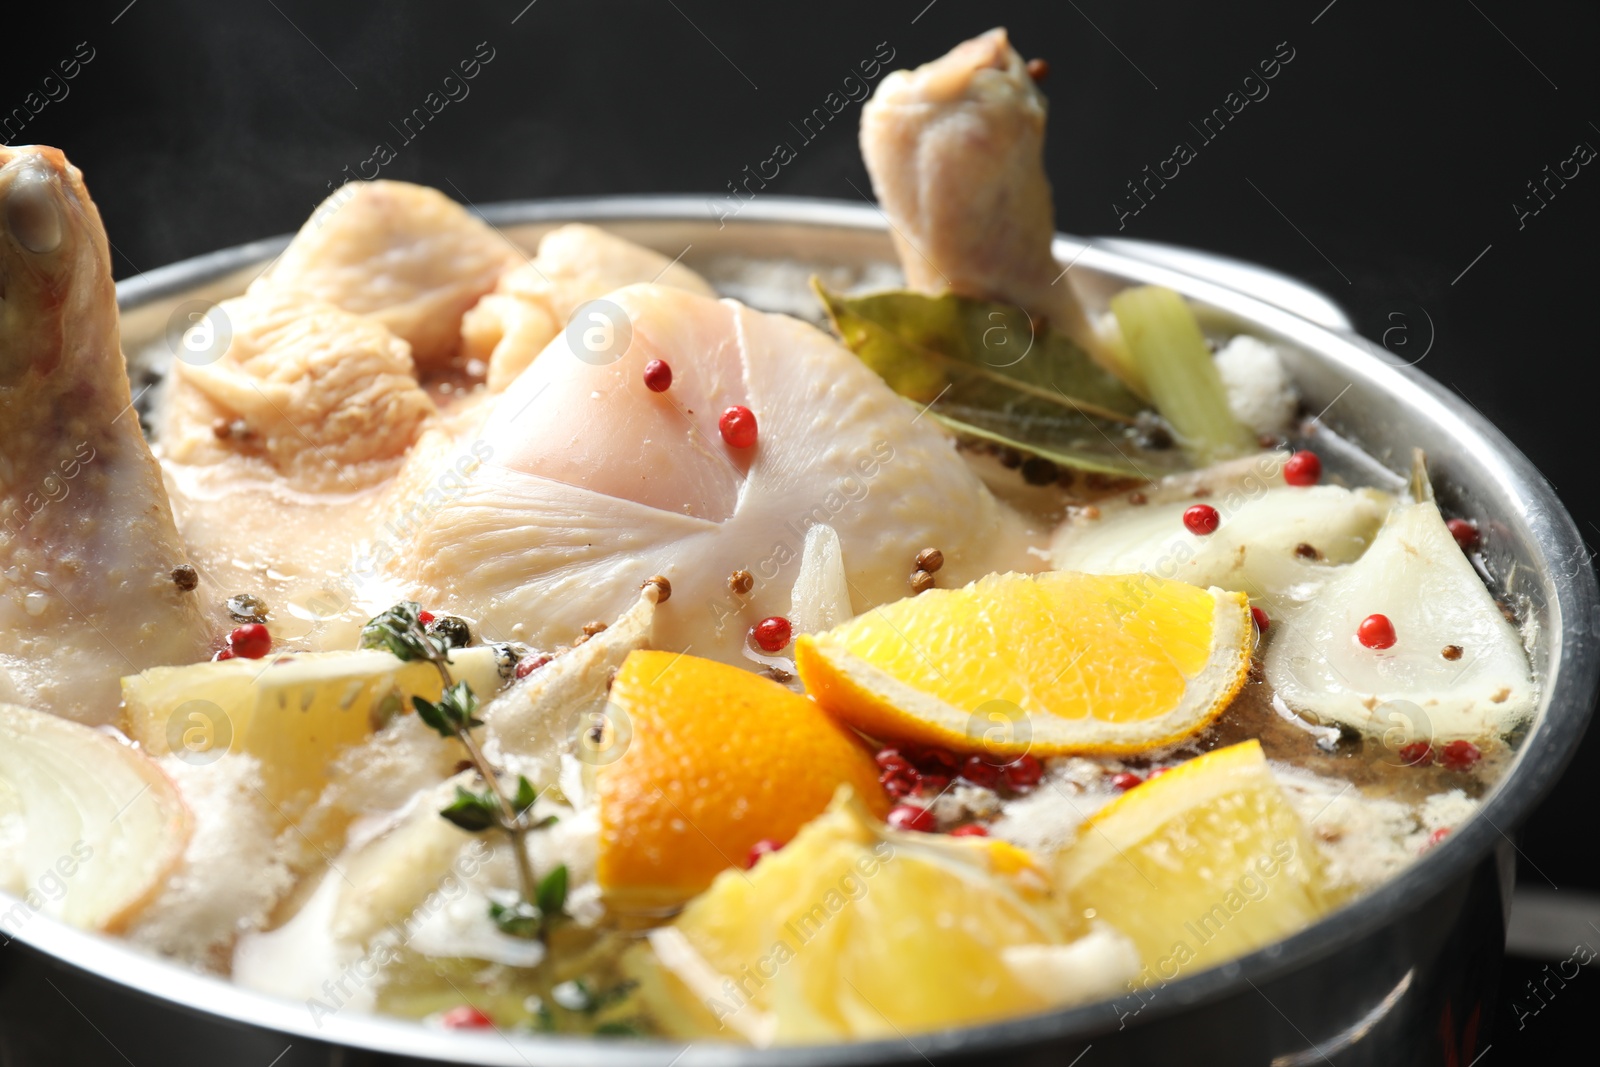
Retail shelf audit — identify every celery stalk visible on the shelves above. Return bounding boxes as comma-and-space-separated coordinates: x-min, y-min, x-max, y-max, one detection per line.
1110, 285, 1254, 462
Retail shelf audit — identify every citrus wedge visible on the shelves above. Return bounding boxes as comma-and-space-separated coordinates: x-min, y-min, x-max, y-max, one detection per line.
627, 789, 1138, 1045
1056, 740, 1330, 976
596, 651, 888, 911
795, 571, 1252, 756
121, 646, 509, 812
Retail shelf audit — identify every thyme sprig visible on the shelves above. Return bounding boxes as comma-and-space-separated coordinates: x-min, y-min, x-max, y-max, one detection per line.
361, 601, 566, 939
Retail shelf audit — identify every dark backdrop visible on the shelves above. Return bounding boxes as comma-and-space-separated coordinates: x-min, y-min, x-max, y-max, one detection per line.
5, 0, 1597, 1058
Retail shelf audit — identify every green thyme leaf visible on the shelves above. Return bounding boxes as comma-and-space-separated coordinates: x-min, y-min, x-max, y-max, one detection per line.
536, 863, 569, 917
589, 980, 638, 1013
439, 679, 483, 730
488, 898, 542, 939
440, 785, 499, 832
513, 775, 538, 818
594, 1020, 642, 1037
361, 601, 445, 662
412, 696, 453, 739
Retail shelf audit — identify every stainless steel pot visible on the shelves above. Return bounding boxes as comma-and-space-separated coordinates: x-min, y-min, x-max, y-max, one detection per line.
3, 197, 1593, 1067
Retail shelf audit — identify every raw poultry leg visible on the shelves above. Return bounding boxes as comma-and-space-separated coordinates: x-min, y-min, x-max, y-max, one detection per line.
860, 28, 1113, 370
0, 146, 210, 722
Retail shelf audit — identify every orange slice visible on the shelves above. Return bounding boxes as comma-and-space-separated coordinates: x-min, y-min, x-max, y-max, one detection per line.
794, 570, 1251, 756
595, 651, 888, 910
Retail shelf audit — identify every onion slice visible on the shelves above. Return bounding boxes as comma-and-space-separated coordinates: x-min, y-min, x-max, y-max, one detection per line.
1263, 502, 1536, 742
0, 704, 190, 932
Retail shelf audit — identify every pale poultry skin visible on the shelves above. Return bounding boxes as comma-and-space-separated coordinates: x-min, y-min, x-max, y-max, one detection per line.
860, 28, 1109, 368
161, 290, 436, 492
252, 180, 518, 372
146, 180, 1041, 673
154, 192, 728, 650
0, 146, 210, 722
461, 223, 717, 392
384, 283, 1042, 662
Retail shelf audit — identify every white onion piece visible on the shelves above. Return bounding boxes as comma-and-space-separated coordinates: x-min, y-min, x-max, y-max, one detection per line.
0, 704, 190, 931
788, 523, 855, 636
1051, 485, 1392, 613
1264, 502, 1536, 742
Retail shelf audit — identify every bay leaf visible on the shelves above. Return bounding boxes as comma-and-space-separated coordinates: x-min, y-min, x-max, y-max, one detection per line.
814, 281, 1188, 478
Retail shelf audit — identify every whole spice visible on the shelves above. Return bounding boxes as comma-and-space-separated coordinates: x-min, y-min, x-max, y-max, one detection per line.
915, 547, 944, 573
1398, 741, 1432, 766
1001, 754, 1043, 791
719, 405, 759, 449
1183, 503, 1221, 535
910, 569, 936, 594
1026, 57, 1049, 81
1446, 518, 1480, 551
752, 616, 792, 652
1438, 740, 1481, 771
641, 575, 672, 602
1442, 644, 1464, 661
728, 569, 754, 595
1283, 450, 1322, 487
227, 593, 268, 624
887, 804, 936, 833
427, 615, 473, 649
745, 838, 784, 868
227, 623, 271, 660
171, 565, 199, 592
1358, 614, 1397, 650
1020, 456, 1058, 486
1251, 606, 1270, 633
960, 755, 1002, 789
643, 359, 673, 392
515, 653, 553, 679
439, 1005, 494, 1030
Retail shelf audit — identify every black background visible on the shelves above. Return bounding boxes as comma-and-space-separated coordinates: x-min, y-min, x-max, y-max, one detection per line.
5, 0, 1597, 1059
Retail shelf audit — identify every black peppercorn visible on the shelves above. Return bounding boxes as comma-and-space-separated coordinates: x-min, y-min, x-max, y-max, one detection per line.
428, 615, 472, 648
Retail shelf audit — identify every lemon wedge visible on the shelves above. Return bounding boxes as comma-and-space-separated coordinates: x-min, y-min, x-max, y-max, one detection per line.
121, 646, 509, 812
1056, 740, 1330, 976
627, 788, 1137, 1044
